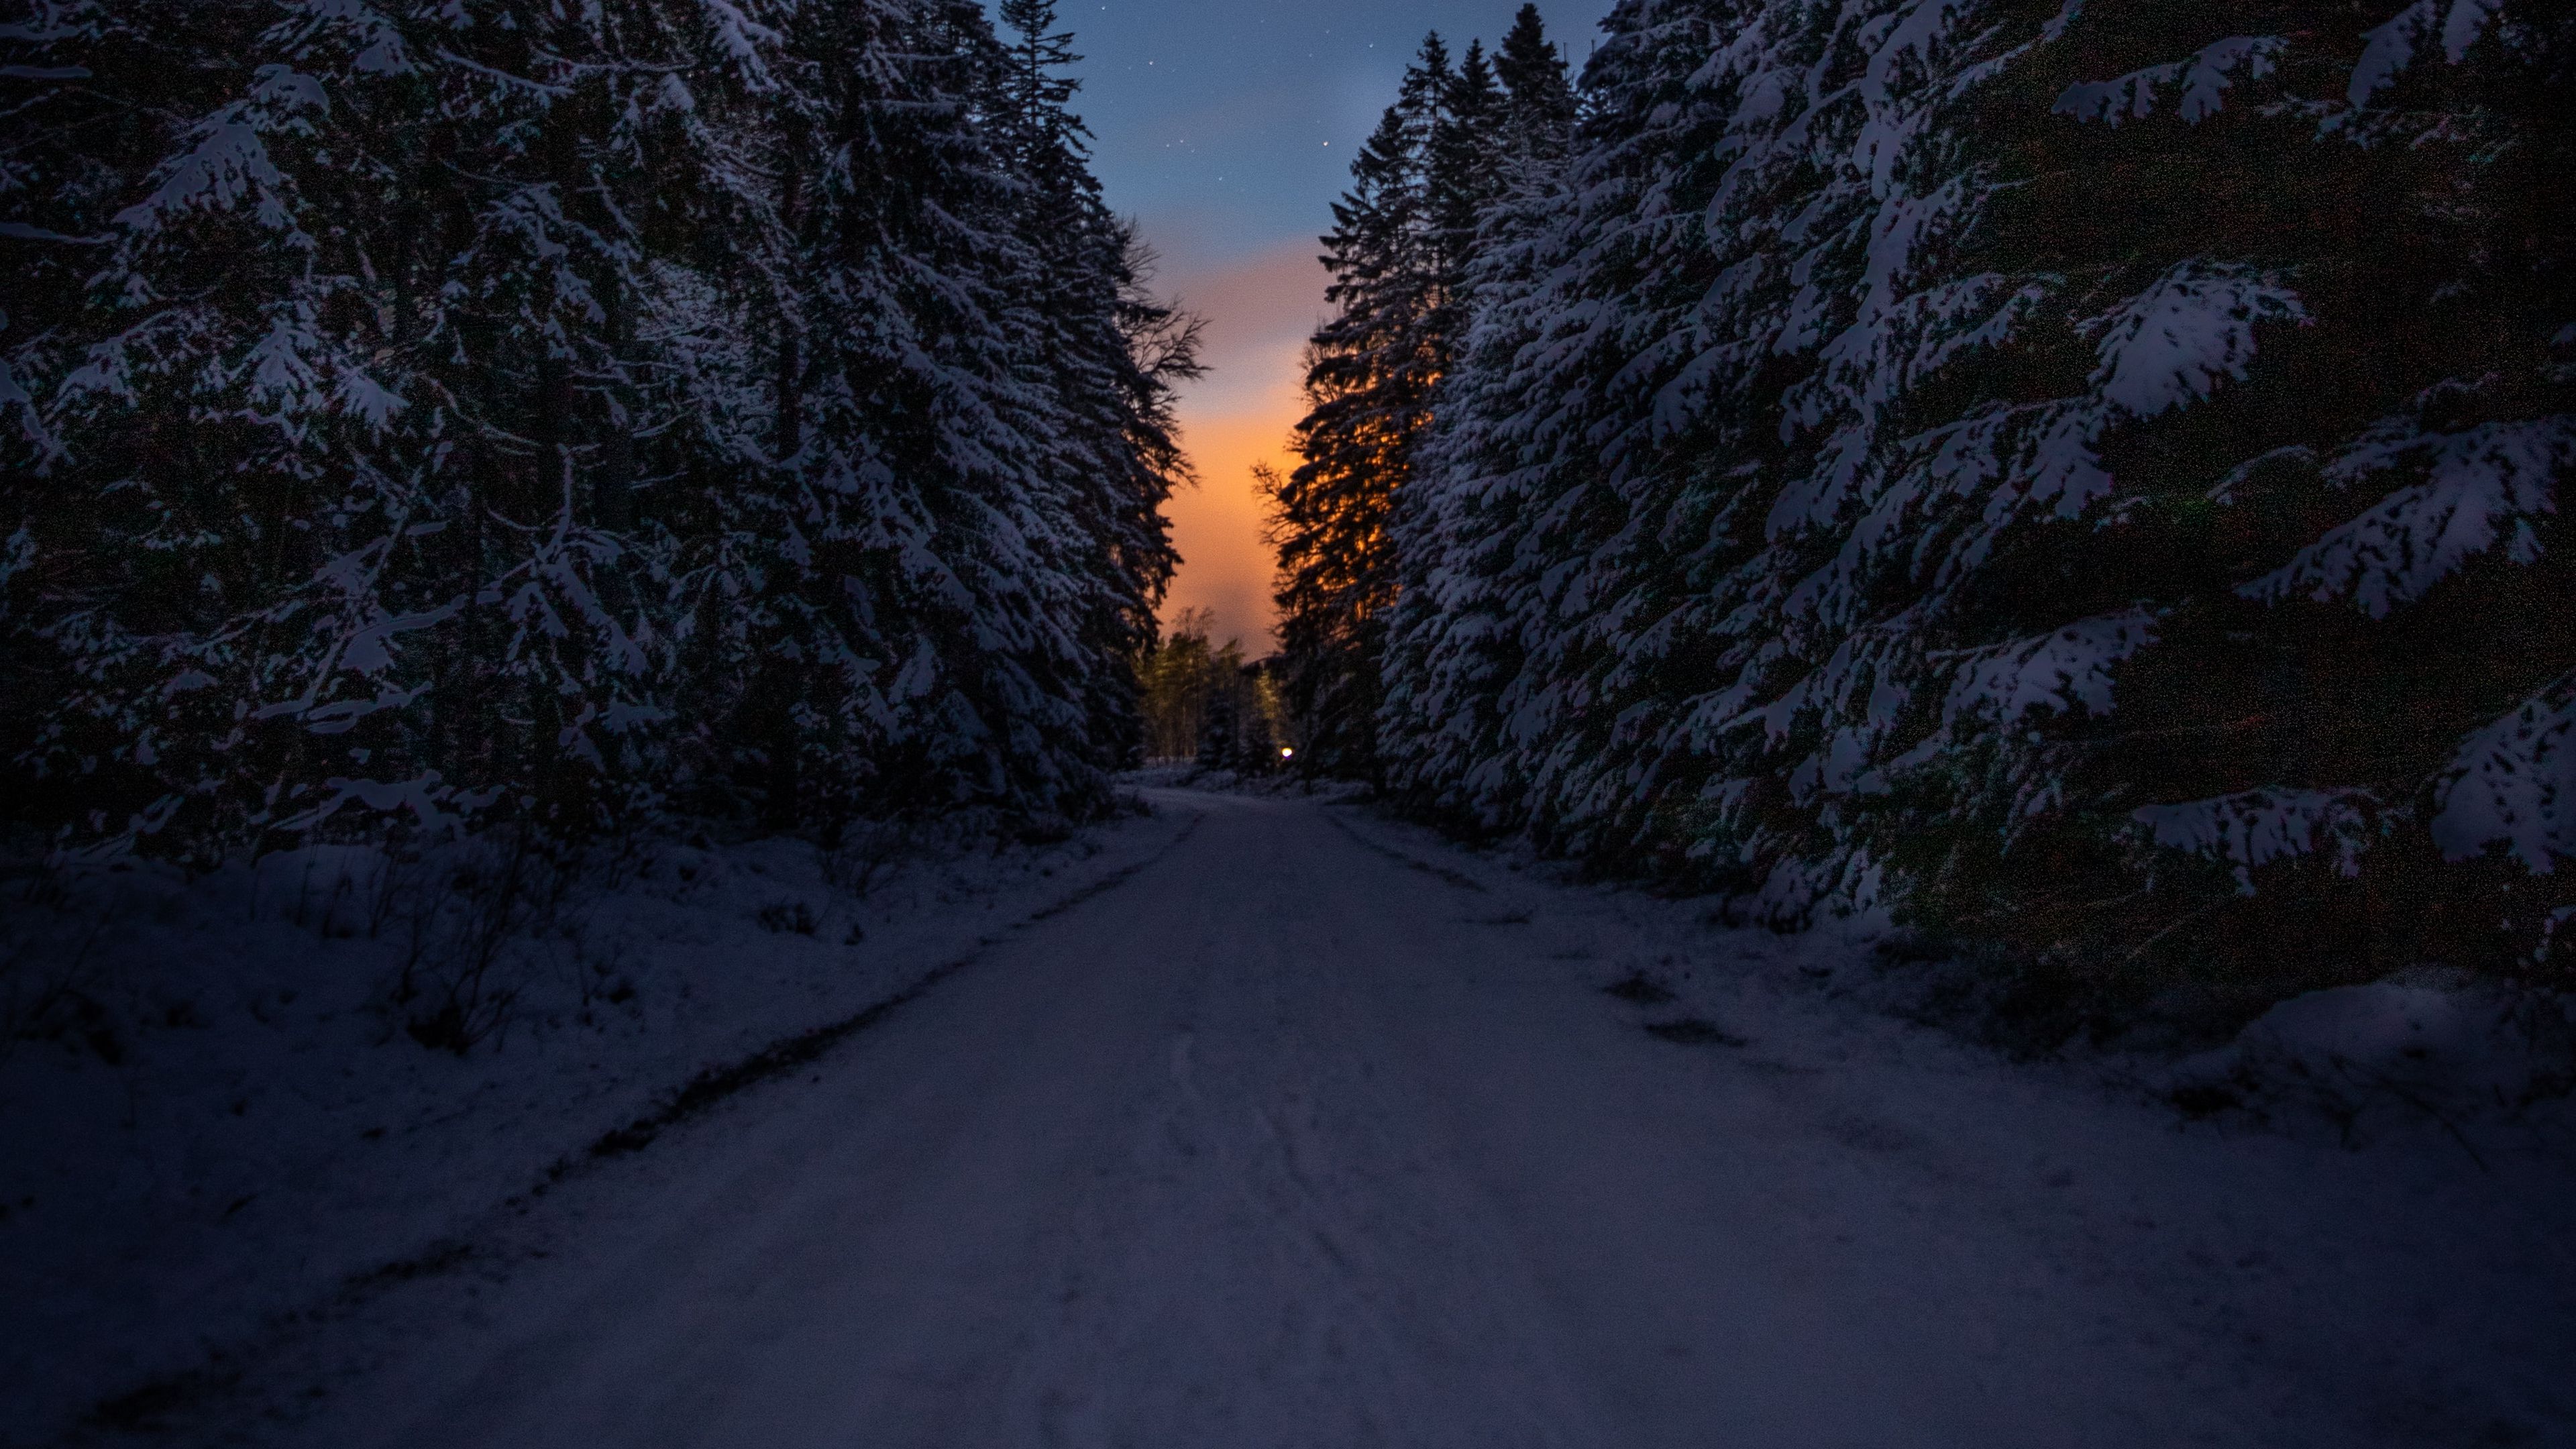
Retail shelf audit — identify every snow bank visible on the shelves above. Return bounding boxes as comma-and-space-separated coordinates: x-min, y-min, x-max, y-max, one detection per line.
2161, 978, 2576, 1141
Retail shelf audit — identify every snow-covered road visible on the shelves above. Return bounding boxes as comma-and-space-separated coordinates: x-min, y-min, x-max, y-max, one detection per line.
265, 789, 2571, 1448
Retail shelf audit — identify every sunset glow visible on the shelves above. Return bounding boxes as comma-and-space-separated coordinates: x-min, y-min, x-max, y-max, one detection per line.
1155, 241, 1329, 653
1049, 1, 1617, 659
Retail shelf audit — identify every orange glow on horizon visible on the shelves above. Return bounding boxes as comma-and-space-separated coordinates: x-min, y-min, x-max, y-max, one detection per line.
1164, 400, 1298, 655
1155, 240, 1328, 656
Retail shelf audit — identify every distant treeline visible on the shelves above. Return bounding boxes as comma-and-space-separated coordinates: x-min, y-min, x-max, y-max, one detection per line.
1273, 1, 2574, 1024
1, 0, 1197, 858
1136, 609, 1294, 773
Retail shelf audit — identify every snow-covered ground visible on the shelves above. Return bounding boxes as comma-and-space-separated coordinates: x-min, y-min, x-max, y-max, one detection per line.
11, 786, 2574, 1446
0, 802, 1193, 1446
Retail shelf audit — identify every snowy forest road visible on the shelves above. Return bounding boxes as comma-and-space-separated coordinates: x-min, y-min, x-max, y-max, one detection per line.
270, 789, 2569, 1449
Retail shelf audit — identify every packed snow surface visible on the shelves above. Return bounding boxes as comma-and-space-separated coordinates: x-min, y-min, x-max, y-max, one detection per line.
17, 789, 2576, 1447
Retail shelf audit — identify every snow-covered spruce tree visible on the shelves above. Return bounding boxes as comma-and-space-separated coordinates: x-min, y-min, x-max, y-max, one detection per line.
1382, 0, 2575, 1017
1381, 0, 1756, 857
2, 0, 465, 859
1376, 3, 1590, 829
676, 0, 931, 832
1427, 40, 1505, 319
1492, 3, 1580, 156
3, 0, 1197, 859
1, 0, 226, 841
753, 0, 1176, 828
992, 0, 1199, 776
1269, 34, 1499, 782
1706, 0, 2576, 1010
390, 0, 809, 839
0, 0, 804, 857
1876, 0, 2576, 1010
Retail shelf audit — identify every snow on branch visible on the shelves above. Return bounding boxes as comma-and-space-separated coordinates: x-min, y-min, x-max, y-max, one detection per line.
692, 0, 787, 92
2243, 415, 2572, 617
2133, 788, 2384, 892
2432, 672, 2575, 872
1939, 608, 2159, 729
282, 0, 416, 78
2054, 36, 2286, 127
115, 66, 326, 239
2350, 0, 2502, 107
2081, 261, 2307, 419
272, 771, 498, 837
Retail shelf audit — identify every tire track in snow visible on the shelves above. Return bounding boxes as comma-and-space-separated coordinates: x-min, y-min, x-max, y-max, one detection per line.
1321, 806, 1489, 892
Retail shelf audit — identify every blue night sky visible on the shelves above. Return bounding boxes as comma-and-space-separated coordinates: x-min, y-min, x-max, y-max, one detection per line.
998, 0, 1621, 649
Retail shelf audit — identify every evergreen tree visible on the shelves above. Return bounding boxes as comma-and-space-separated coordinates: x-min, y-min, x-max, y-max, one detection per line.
1427, 40, 1503, 309
1269, 31, 1509, 781
993, 0, 1199, 780
1, 0, 1200, 861
1877, 0, 2576, 1011
1493, 4, 1579, 154
1195, 676, 1241, 773
1378, 0, 2576, 1018
1382, 0, 1749, 860
1377, 5, 1582, 835
1, 0, 277, 852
